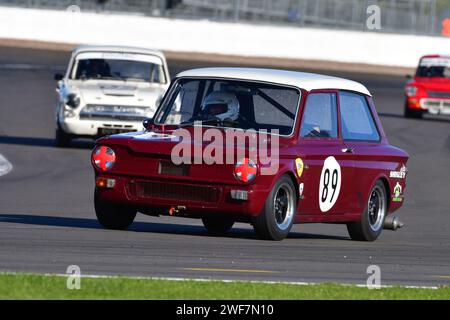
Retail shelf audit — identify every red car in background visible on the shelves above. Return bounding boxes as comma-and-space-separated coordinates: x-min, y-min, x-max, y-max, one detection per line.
404, 54, 450, 118
91, 68, 408, 241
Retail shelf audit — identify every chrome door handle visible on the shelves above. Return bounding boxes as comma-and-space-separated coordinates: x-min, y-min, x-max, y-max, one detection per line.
342, 148, 355, 154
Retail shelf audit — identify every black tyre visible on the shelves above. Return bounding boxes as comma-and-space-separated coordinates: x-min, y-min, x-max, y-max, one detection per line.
94, 191, 136, 230
347, 180, 387, 241
55, 126, 72, 147
253, 175, 297, 241
404, 103, 423, 119
202, 216, 234, 234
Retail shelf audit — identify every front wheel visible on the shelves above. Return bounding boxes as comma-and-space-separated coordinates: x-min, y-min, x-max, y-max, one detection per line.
404, 103, 423, 119
347, 180, 387, 241
55, 126, 72, 147
253, 175, 297, 241
95, 191, 136, 230
202, 216, 234, 234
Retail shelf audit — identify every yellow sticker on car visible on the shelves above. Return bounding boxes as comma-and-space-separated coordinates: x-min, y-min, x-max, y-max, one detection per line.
295, 158, 304, 178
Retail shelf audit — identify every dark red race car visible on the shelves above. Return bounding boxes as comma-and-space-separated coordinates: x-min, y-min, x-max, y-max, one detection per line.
404, 54, 450, 118
91, 68, 408, 241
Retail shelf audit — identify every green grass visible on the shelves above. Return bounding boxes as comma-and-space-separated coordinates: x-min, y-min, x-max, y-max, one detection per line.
0, 273, 449, 300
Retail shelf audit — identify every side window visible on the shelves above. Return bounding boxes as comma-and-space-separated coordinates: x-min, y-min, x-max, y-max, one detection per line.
300, 92, 338, 138
339, 92, 380, 141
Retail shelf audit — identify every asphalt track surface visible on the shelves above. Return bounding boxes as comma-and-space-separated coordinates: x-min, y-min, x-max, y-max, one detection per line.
0, 46, 449, 287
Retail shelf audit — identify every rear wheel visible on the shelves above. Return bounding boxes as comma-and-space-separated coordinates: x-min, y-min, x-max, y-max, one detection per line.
404, 103, 423, 119
55, 126, 72, 147
95, 191, 136, 230
253, 175, 297, 241
202, 216, 234, 234
347, 180, 387, 241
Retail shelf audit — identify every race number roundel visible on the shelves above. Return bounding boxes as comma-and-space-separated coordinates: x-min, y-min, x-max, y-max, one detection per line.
319, 156, 342, 213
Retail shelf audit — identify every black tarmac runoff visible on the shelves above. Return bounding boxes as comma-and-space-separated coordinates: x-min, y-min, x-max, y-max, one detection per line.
0, 46, 449, 287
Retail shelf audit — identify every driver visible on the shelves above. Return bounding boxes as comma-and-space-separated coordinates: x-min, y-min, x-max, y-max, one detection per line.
200, 91, 240, 122
86, 59, 110, 78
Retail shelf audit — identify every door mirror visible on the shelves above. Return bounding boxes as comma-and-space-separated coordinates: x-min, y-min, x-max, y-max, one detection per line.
54, 73, 64, 81
143, 118, 154, 130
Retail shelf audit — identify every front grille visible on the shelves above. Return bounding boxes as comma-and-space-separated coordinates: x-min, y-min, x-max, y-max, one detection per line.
427, 91, 450, 98
129, 181, 219, 203
80, 113, 146, 122
79, 105, 149, 121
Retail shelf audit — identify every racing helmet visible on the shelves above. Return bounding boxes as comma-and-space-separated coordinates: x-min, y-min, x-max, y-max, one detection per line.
201, 91, 240, 121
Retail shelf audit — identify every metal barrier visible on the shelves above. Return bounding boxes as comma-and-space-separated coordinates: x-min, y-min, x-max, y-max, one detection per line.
0, 0, 447, 36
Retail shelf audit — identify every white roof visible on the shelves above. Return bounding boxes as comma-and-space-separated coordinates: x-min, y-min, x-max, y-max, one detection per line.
176, 68, 371, 96
72, 45, 166, 61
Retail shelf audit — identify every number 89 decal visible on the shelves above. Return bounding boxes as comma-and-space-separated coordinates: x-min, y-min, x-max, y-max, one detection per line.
319, 156, 342, 212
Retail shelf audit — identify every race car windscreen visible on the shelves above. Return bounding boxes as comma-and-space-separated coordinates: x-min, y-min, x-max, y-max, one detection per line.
155, 78, 301, 135
72, 57, 166, 83
416, 57, 450, 78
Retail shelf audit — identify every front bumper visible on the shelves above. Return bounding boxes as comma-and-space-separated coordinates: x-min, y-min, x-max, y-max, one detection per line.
419, 98, 450, 115
95, 174, 270, 218
59, 117, 144, 136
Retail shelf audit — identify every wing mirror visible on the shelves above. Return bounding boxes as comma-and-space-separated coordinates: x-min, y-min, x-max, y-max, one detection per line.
54, 73, 64, 81
143, 118, 154, 130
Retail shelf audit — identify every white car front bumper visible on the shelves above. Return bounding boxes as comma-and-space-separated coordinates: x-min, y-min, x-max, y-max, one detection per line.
59, 117, 144, 136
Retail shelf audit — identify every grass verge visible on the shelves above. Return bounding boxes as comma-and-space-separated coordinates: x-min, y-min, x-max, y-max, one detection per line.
0, 273, 448, 300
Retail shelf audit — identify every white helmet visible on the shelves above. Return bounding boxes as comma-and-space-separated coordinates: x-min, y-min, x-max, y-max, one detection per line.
201, 91, 240, 121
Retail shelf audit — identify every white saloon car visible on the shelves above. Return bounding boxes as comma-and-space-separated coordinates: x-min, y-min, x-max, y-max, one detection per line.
54, 46, 170, 147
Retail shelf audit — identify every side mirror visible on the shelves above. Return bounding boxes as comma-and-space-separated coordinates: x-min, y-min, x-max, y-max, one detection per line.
143, 118, 154, 130
54, 73, 64, 81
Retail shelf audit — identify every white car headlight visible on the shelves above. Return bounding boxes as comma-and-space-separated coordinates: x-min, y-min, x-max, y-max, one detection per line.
65, 93, 81, 108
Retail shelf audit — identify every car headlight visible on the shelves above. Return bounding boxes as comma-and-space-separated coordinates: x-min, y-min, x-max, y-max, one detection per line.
92, 146, 116, 171
234, 158, 258, 183
405, 86, 417, 97
66, 93, 81, 108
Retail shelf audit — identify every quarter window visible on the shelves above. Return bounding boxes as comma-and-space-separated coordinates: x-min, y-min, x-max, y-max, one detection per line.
339, 92, 380, 141
300, 93, 338, 138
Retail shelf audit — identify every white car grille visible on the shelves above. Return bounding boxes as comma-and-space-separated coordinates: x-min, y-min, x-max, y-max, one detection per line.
79, 104, 151, 121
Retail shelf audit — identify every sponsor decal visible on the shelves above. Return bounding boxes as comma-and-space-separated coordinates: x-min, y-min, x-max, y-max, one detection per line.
392, 182, 403, 202
299, 183, 304, 198
390, 164, 407, 179
319, 156, 342, 213
295, 158, 304, 178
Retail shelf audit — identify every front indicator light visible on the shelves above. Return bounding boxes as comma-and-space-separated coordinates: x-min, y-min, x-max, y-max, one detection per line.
96, 178, 116, 189
92, 146, 116, 171
234, 158, 257, 183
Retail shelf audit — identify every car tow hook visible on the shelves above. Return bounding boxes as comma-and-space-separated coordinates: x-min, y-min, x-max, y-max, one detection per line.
384, 216, 405, 231
169, 206, 186, 216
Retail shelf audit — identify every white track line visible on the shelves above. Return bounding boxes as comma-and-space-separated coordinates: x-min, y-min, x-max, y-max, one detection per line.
0, 154, 12, 177
1, 272, 438, 290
